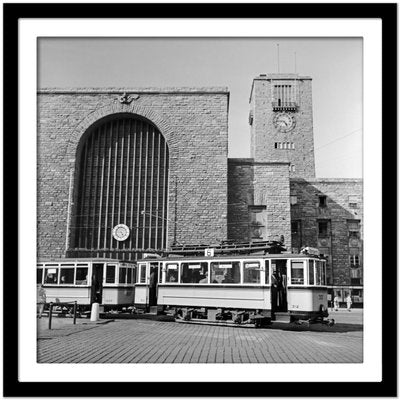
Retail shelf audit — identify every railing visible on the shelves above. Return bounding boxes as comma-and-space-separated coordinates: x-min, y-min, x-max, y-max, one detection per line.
272, 101, 298, 111
45, 301, 78, 330
169, 240, 286, 256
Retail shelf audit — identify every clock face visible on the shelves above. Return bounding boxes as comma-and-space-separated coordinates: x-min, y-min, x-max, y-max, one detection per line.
112, 224, 130, 241
273, 112, 295, 132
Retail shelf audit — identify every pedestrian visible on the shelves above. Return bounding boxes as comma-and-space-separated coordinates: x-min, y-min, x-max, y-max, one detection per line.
149, 268, 157, 306
271, 270, 278, 313
346, 294, 352, 312
37, 284, 46, 318
333, 295, 339, 311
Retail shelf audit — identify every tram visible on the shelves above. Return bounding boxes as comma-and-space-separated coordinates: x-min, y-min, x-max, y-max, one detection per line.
37, 258, 136, 312
133, 243, 329, 325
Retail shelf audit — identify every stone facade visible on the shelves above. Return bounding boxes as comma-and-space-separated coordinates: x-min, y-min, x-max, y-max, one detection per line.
290, 179, 363, 287
37, 75, 363, 304
228, 159, 291, 247
37, 88, 229, 258
249, 74, 315, 178
228, 73, 363, 304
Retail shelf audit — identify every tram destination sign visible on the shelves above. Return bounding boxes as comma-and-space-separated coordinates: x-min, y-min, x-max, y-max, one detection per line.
204, 248, 214, 257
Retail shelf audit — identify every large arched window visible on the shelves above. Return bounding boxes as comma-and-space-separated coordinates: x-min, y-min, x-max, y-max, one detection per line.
70, 114, 169, 260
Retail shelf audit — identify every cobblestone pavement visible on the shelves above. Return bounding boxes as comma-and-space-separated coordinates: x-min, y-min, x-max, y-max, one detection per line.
327, 308, 363, 324
37, 317, 362, 363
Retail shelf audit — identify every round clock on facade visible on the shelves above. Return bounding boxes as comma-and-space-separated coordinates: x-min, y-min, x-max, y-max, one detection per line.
273, 112, 295, 132
112, 224, 130, 241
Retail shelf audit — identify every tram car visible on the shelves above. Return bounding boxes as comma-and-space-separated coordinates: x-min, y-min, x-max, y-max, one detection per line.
37, 258, 136, 312
134, 244, 329, 325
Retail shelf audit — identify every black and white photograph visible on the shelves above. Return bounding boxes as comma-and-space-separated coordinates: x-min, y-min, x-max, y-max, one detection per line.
3, 3, 396, 397
35, 36, 364, 365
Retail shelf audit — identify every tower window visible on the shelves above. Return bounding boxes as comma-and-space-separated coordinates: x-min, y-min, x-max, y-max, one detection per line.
290, 165, 296, 172
348, 220, 360, 239
275, 142, 295, 150
272, 84, 298, 111
248, 205, 266, 240
350, 268, 361, 279
291, 220, 300, 234
318, 220, 330, 237
349, 255, 360, 268
350, 247, 361, 268
318, 195, 327, 207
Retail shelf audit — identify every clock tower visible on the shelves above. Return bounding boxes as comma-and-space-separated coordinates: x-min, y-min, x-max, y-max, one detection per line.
249, 73, 315, 178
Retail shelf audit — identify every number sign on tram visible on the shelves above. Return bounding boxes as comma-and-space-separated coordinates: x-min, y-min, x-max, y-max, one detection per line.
204, 248, 214, 257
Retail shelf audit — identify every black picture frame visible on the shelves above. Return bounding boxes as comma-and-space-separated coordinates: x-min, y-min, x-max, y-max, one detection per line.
3, 3, 396, 397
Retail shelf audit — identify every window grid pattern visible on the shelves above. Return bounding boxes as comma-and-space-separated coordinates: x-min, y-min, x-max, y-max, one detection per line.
275, 142, 295, 150
350, 255, 360, 268
72, 116, 169, 260
272, 85, 298, 109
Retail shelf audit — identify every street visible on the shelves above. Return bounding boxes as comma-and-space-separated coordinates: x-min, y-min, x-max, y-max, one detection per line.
37, 310, 363, 363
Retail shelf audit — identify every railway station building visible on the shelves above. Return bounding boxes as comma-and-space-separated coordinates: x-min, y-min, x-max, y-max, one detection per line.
37, 73, 363, 306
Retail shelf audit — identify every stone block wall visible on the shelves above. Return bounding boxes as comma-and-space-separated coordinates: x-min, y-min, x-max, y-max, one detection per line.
290, 178, 363, 286
228, 159, 291, 249
37, 88, 229, 258
227, 159, 253, 241
249, 74, 315, 178
253, 162, 291, 248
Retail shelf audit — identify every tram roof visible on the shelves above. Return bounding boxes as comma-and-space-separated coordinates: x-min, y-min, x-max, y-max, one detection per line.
139, 253, 323, 262
37, 258, 136, 264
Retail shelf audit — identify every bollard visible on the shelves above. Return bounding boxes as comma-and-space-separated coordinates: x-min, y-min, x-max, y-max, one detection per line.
90, 302, 100, 322
48, 302, 53, 330
73, 301, 77, 325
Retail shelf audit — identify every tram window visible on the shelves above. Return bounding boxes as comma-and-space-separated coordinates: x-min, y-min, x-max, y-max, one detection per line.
290, 261, 304, 285
37, 268, 43, 284
139, 264, 146, 283
166, 263, 179, 283
119, 267, 127, 284
181, 262, 208, 284
156, 264, 162, 284
315, 263, 320, 284
60, 268, 74, 284
315, 261, 324, 285
127, 267, 132, 284
44, 268, 58, 284
308, 260, 315, 285
76, 267, 88, 285
210, 262, 240, 284
265, 260, 270, 284
315, 261, 326, 285
106, 265, 116, 283
243, 262, 261, 284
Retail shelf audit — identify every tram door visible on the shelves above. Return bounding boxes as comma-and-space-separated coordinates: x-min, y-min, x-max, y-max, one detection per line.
91, 263, 104, 304
271, 260, 288, 313
148, 263, 159, 307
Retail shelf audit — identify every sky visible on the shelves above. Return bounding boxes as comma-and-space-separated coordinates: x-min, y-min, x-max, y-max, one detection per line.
38, 37, 363, 178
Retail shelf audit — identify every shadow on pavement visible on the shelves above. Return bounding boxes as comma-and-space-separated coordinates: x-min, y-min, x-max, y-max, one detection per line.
265, 322, 363, 333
